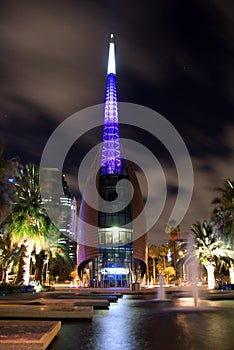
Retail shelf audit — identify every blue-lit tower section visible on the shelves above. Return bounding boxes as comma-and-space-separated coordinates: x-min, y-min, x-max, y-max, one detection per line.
101, 34, 121, 175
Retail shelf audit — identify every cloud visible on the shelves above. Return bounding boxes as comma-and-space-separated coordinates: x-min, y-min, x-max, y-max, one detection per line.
0, 1, 233, 246
0, 2, 108, 118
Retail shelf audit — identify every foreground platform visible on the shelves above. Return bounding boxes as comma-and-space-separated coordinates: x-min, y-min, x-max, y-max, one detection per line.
0, 296, 109, 310
0, 320, 61, 350
0, 304, 93, 319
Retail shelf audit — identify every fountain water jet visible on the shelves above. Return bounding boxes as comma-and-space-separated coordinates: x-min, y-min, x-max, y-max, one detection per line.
157, 274, 166, 300
186, 232, 200, 308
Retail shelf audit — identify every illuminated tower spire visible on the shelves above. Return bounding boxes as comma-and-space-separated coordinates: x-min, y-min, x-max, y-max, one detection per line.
101, 33, 121, 175
77, 34, 148, 287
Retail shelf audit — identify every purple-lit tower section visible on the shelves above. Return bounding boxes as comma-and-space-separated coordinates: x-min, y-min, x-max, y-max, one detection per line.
101, 34, 121, 175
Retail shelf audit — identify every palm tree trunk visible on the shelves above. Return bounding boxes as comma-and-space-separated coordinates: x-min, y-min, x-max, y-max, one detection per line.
229, 265, 234, 284
1, 268, 8, 283
153, 258, 156, 284
205, 262, 215, 289
16, 240, 34, 285
34, 251, 46, 284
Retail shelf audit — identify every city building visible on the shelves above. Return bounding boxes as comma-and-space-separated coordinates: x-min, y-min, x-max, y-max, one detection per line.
77, 34, 148, 287
40, 168, 77, 264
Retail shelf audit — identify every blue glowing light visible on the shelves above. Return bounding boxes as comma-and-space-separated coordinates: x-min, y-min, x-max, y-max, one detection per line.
101, 37, 122, 175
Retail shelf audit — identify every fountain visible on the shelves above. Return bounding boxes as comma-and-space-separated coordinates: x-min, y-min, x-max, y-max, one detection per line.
140, 274, 174, 307
155, 272, 199, 308
192, 282, 198, 307
153, 274, 174, 306
183, 233, 200, 308
157, 274, 166, 300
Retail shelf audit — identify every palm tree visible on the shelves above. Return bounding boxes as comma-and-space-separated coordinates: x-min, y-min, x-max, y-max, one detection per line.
190, 221, 234, 289
148, 245, 158, 284
156, 245, 172, 284
3, 164, 53, 285
33, 224, 60, 283
34, 233, 72, 284
0, 233, 21, 283
165, 219, 180, 241
165, 220, 180, 278
156, 245, 168, 272
212, 178, 234, 243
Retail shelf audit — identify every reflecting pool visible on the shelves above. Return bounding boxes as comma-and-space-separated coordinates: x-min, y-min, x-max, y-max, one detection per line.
48, 297, 234, 350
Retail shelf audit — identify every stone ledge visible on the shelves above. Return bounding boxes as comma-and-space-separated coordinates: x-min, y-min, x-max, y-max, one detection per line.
0, 304, 93, 319
0, 297, 108, 310
0, 320, 61, 350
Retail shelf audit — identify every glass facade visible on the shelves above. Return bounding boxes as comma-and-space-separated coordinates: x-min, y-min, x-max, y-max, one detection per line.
96, 171, 133, 286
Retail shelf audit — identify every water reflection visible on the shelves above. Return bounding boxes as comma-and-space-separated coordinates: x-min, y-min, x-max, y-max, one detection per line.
175, 311, 234, 350
48, 297, 234, 350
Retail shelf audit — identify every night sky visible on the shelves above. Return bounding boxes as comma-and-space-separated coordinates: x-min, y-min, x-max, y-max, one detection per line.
0, 0, 233, 244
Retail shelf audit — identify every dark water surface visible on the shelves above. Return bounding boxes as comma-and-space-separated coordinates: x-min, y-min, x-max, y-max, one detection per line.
48, 297, 234, 350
